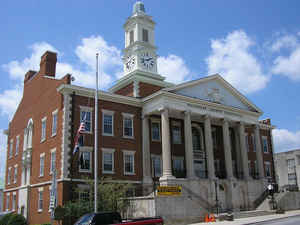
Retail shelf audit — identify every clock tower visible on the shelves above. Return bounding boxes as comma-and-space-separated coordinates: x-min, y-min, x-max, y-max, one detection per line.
123, 1, 158, 75
110, 2, 172, 97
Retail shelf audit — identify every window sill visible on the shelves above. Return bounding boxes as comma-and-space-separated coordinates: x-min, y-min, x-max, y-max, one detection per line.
151, 139, 161, 142
79, 170, 92, 173
124, 172, 136, 176
40, 139, 46, 143
102, 133, 114, 137
39, 175, 44, 178
123, 135, 134, 139
103, 171, 115, 174
82, 131, 92, 135
38, 209, 43, 213
51, 133, 57, 138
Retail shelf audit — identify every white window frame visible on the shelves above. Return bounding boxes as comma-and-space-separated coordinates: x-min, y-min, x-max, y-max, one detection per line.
38, 187, 44, 212
9, 139, 13, 158
79, 147, 93, 173
41, 117, 47, 142
151, 119, 161, 142
123, 150, 135, 175
122, 113, 134, 139
12, 192, 16, 211
151, 154, 162, 177
262, 136, 269, 153
264, 161, 272, 177
51, 109, 58, 137
7, 167, 12, 185
102, 109, 114, 136
80, 106, 93, 134
15, 135, 20, 156
6, 193, 10, 211
102, 148, 115, 174
39, 153, 45, 177
171, 121, 182, 144
14, 164, 18, 184
50, 148, 56, 174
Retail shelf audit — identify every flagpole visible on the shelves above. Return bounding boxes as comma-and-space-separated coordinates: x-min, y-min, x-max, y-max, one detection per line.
94, 53, 99, 213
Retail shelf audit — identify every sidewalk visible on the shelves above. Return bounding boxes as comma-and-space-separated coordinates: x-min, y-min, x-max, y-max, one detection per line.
189, 210, 300, 225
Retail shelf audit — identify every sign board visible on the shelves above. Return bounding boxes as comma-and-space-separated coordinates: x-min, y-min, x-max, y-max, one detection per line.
157, 185, 182, 196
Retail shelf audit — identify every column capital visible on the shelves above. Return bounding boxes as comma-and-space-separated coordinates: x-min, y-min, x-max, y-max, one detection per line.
158, 106, 169, 113
183, 109, 191, 116
222, 117, 230, 125
204, 114, 211, 121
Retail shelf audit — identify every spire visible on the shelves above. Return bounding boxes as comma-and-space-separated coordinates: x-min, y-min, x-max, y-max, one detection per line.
133, 1, 146, 15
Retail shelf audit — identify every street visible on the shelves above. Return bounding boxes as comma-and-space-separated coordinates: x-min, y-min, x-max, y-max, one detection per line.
250, 215, 300, 225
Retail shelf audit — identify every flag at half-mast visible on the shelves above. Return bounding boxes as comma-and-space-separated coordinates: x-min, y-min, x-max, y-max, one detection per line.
73, 119, 85, 154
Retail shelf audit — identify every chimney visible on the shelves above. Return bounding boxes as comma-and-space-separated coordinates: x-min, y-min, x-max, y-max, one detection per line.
39, 51, 57, 77
24, 70, 37, 84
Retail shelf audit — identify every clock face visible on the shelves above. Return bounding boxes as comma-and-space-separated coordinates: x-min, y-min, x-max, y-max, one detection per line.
125, 55, 135, 71
140, 52, 155, 70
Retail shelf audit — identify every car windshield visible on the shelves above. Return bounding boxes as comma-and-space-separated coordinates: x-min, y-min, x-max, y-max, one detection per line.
74, 213, 94, 225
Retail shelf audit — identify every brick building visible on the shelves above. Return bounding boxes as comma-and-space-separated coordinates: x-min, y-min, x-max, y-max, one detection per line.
3, 2, 276, 224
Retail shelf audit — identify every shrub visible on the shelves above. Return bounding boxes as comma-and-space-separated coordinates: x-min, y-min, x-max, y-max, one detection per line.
7, 214, 27, 225
0, 213, 13, 225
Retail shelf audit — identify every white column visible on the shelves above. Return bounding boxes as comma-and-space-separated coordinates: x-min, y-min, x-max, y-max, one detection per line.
254, 125, 265, 179
184, 111, 195, 179
142, 115, 153, 184
160, 108, 175, 182
204, 115, 215, 180
238, 122, 250, 180
222, 119, 234, 179
234, 127, 242, 177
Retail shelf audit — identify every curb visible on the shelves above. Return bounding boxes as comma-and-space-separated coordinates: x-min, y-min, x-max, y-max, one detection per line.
244, 214, 300, 224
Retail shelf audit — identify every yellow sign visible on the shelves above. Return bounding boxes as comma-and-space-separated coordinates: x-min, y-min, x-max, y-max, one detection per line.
157, 185, 182, 196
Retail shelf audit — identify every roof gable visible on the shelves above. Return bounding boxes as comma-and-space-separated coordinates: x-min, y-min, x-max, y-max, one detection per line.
165, 74, 262, 113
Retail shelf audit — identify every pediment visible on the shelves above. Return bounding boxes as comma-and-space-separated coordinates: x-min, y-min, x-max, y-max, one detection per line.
165, 74, 262, 113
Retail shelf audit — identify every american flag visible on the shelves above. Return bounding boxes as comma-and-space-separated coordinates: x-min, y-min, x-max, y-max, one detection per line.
73, 121, 86, 155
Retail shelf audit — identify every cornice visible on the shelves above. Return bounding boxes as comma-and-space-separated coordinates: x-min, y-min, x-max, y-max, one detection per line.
57, 84, 142, 107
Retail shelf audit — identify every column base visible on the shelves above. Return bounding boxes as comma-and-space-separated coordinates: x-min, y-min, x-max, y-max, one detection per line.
159, 174, 176, 185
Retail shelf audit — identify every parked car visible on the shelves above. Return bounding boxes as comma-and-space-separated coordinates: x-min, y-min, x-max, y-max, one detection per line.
74, 212, 163, 225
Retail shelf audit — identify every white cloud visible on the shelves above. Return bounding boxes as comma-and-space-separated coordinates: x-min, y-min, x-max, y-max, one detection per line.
2, 42, 58, 81
206, 30, 269, 94
0, 86, 22, 117
157, 54, 190, 84
271, 34, 300, 81
272, 129, 300, 152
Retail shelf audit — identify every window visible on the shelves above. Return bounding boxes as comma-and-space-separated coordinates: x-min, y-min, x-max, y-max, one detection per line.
15, 136, 19, 156
123, 113, 134, 138
7, 167, 11, 185
288, 173, 297, 185
264, 162, 271, 177
9, 139, 13, 158
151, 155, 162, 177
142, 29, 149, 42
151, 121, 161, 141
173, 157, 184, 171
172, 121, 182, 144
287, 159, 296, 171
79, 148, 92, 172
80, 107, 92, 133
6, 193, 10, 211
14, 165, 18, 184
40, 154, 45, 177
123, 151, 135, 175
12, 193, 16, 211
52, 110, 58, 136
192, 125, 204, 151
102, 148, 115, 174
245, 135, 249, 152
79, 191, 90, 202
252, 135, 256, 152
262, 136, 269, 153
102, 110, 114, 136
41, 117, 47, 142
130, 30, 134, 44
212, 127, 217, 148
38, 188, 43, 212
50, 149, 56, 174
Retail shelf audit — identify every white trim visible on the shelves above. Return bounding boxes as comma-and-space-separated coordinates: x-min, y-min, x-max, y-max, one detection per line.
9, 139, 13, 159
7, 167, 12, 185
50, 148, 56, 175
39, 153, 45, 177
51, 109, 58, 137
14, 164, 18, 184
41, 117, 47, 142
12, 192, 16, 211
38, 188, 44, 212
102, 148, 115, 174
123, 150, 136, 175
15, 135, 20, 156
6, 192, 10, 211
102, 110, 114, 136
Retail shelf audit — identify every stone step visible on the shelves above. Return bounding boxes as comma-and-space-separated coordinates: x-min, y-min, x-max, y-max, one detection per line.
234, 210, 275, 219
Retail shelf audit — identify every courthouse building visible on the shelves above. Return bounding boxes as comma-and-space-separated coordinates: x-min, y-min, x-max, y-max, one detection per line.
3, 2, 276, 224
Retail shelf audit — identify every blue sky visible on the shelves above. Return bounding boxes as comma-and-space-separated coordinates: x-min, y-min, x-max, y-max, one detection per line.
1, 0, 300, 180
